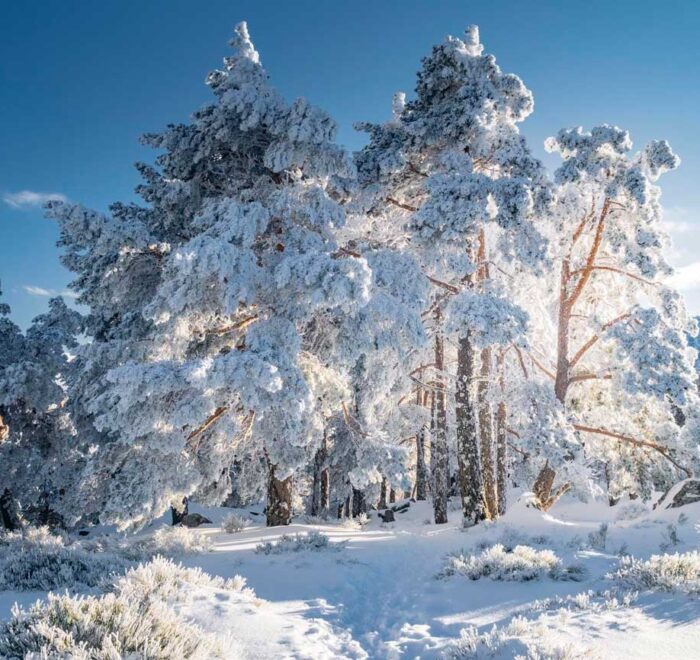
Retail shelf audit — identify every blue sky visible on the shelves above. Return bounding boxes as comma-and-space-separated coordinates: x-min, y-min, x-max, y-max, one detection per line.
2, 0, 699, 327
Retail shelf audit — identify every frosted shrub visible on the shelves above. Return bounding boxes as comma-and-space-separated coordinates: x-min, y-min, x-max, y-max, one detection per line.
439, 544, 583, 582
446, 617, 588, 659
114, 556, 252, 603
609, 551, 700, 594
0, 592, 219, 659
115, 526, 213, 561
0, 557, 249, 659
255, 531, 342, 555
0, 527, 127, 591
222, 512, 251, 534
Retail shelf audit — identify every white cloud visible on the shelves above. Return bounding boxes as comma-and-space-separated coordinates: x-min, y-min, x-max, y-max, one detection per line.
23, 285, 78, 300
3, 190, 67, 209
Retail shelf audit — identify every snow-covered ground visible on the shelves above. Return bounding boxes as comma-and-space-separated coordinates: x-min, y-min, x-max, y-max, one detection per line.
1, 496, 699, 658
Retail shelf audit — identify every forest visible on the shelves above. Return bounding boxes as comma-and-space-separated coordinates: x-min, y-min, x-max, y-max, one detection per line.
0, 21, 699, 659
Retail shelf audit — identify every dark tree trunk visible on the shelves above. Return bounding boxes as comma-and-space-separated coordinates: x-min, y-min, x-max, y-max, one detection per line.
415, 429, 428, 501
266, 466, 292, 526
351, 488, 366, 517
478, 347, 497, 520
171, 497, 188, 526
0, 489, 18, 531
321, 467, 330, 512
389, 488, 396, 504
431, 313, 449, 524
378, 477, 388, 510
310, 432, 328, 516
455, 332, 485, 525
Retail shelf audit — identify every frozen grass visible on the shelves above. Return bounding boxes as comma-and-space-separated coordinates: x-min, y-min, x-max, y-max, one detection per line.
609, 550, 700, 595
0, 557, 240, 659
222, 512, 251, 534
255, 531, 343, 555
439, 544, 584, 582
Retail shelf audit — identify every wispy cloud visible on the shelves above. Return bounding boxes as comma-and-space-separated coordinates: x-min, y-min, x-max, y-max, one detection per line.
3, 190, 67, 210
23, 285, 78, 300
663, 206, 697, 235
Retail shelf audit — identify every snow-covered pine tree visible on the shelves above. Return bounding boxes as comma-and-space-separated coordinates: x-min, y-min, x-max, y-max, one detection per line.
354, 26, 550, 524
522, 126, 699, 504
48, 23, 371, 528
0, 285, 82, 527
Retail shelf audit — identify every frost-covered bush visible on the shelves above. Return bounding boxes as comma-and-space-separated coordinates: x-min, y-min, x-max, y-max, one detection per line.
609, 551, 700, 594
0, 527, 127, 591
255, 531, 342, 555
88, 526, 213, 562
530, 589, 638, 614
0, 557, 249, 659
222, 512, 251, 534
439, 544, 583, 582
445, 616, 588, 659
113, 556, 251, 603
0, 592, 218, 659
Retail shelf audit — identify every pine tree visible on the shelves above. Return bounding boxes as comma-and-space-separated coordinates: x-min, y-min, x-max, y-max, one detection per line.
0, 285, 82, 527
48, 23, 371, 528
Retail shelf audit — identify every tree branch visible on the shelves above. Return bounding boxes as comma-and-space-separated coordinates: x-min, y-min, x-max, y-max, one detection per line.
573, 424, 691, 477
569, 311, 631, 369
387, 197, 418, 212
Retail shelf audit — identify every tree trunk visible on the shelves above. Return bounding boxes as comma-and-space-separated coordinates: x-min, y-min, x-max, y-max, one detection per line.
170, 497, 188, 526
378, 476, 388, 510
431, 313, 449, 524
266, 466, 293, 526
478, 347, 497, 519
0, 412, 8, 442
415, 386, 428, 501
455, 332, 485, 525
535, 261, 573, 500
0, 489, 18, 531
533, 460, 570, 511
389, 487, 396, 504
351, 488, 366, 517
310, 432, 328, 516
321, 466, 330, 512
495, 353, 507, 517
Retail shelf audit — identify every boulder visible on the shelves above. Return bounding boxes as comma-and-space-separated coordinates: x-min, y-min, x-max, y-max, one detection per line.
180, 512, 213, 527
379, 509, 395, 523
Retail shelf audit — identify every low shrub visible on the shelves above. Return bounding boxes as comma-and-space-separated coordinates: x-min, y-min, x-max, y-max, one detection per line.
445, 616, 588, 659
0, 557, 251, 659
439, 544, 583, 582
222, 512, 251, 534
609, 551, 700, 595
255, 531, 342, 555
0, 527, 127, 591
